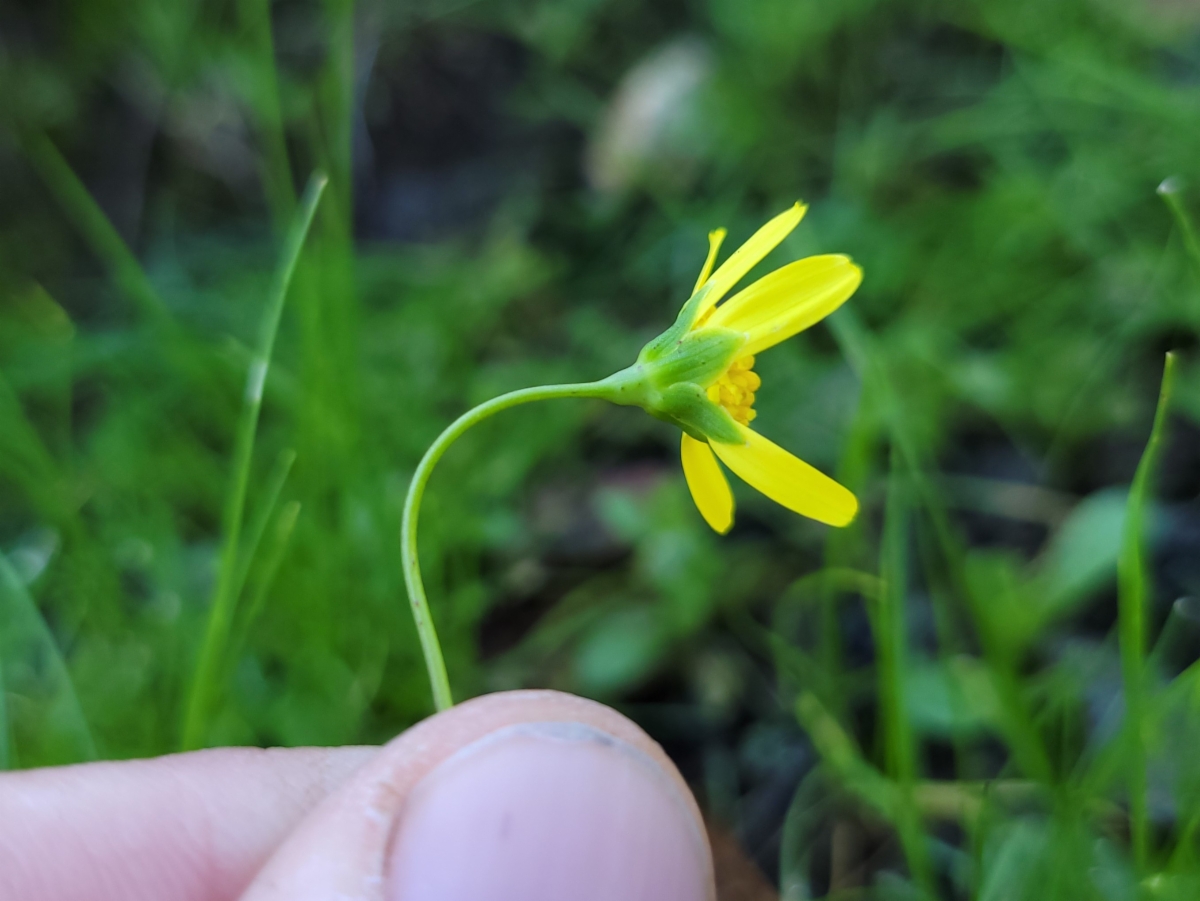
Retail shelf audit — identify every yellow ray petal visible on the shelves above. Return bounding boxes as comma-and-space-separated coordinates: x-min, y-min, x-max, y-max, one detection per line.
692, 228, 727, 294
708, 255, 862, 356
680, 433, 734, 533
694, 202, 807, 320
710, 424, 857, 526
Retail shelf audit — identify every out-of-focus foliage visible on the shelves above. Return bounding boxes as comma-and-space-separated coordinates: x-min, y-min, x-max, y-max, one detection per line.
2, 0, 1200, 895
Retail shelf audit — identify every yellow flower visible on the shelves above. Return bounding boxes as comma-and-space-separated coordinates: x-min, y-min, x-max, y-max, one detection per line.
611, 203, 862, 533
400, 201, 863, 709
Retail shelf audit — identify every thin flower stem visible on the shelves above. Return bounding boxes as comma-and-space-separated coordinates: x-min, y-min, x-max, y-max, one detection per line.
402, 381, 610, 711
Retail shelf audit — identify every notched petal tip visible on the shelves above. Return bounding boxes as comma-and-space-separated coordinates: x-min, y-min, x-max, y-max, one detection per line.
693, 203, 810, 318
693, 228, 729, 294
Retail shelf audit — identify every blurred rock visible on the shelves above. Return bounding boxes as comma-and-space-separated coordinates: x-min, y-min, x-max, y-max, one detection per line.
585, 39, 712, 194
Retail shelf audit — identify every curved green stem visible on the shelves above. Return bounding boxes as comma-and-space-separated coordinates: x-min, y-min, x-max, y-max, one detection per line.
401, 380, 616, 711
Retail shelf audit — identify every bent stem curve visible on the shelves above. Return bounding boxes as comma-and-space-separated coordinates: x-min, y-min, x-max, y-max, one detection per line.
402, 381, 613, 711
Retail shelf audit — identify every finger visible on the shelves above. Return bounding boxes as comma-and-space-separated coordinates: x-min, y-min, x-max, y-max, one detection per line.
0, 745, 376, 901
240, 689, 715, 901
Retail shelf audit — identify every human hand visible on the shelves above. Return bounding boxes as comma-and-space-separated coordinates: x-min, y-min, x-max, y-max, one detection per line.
0, 690, 713, 901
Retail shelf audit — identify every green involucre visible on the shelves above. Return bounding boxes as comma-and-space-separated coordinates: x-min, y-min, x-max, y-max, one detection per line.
636, 284, 715, 361
593, 317, 746, 445
646, 327, 745, 388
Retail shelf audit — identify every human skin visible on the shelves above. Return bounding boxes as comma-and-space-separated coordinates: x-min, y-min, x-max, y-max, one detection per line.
0, 690, 715, 901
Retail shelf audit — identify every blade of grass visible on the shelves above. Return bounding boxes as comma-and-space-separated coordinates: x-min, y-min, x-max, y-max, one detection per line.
0, 368, 125, 631
297, 0, 360, 475
0, 549, 96, 763
876, 452, 933, 893
831, 308, 1054, 785
779, 769, 837, 901
237, 0, 297, 228
1165, 661, 1200, 871
770, 569, 882, 705
730, 608, 901, 824
213, 448, 298, 689
17, 132, 231, 475
20, 131, 169, 324
0, 368, 63, 508
0, 629, 9, 769
1158, 179, 1200, 278
181, 172, 327, 750
819, 375, 879, 720
1118, 350, 1176, 871
315, 0, 355, 218
795, 690, 902, 820
1042, 181, 1175, 478
227, 500, 302, 677
229, 447, 297, 607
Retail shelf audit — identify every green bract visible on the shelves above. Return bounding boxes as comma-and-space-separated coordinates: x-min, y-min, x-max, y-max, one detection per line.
593, 311, 746, 445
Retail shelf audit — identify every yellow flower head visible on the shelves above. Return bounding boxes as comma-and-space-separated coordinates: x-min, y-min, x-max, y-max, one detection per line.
601, 203, 862, 533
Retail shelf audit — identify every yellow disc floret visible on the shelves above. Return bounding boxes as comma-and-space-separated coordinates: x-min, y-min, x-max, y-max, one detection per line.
707, 355, 760, 424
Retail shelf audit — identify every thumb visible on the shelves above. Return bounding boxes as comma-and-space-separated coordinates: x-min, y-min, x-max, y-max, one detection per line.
239, 690, 715, 901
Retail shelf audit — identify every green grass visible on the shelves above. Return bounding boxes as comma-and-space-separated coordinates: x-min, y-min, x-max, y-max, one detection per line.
2, 0, 1200, 897
182, 172, 326, 750
1118, 351, 1176, 870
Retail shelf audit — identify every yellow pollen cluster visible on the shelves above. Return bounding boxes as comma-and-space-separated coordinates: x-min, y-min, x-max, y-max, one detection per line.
707, 355, 760, 424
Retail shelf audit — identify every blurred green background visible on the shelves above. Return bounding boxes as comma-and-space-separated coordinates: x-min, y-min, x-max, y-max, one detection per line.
3, 0, 1200, 896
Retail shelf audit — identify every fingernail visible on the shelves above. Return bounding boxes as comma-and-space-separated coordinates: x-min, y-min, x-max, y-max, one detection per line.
386, 721, 711, 901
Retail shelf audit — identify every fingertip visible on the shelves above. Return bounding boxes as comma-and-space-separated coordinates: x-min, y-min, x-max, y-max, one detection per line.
240, 690, 715, 901
386, 720, 710, 901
